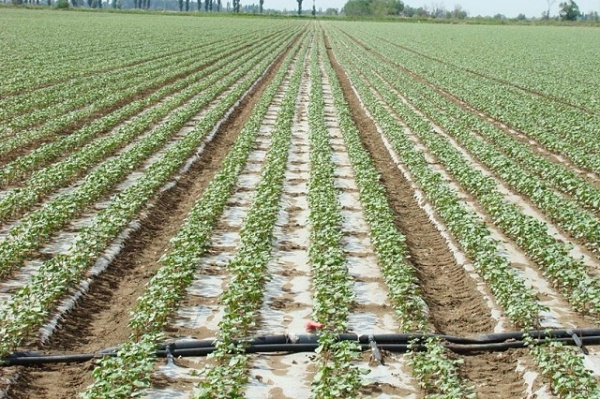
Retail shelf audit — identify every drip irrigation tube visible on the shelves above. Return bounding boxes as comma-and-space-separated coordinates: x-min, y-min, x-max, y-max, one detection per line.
2, 328, 597, 366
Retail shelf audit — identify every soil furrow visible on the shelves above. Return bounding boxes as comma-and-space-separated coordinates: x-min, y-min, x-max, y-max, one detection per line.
5, 36, 296, 399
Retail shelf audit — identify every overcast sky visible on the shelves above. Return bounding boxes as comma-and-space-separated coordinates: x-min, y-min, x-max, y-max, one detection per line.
269, 0, 600, 17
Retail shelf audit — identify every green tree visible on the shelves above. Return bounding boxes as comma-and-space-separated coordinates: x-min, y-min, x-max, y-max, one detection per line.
297, 0, 302, 14
559, 0, 580, 20
543, 0, 556, 19
370, 0, 402, 16
343, 0, 402, 16
342, 0, 369, 15
451, 4, 467, 19
259, 0, 263, 12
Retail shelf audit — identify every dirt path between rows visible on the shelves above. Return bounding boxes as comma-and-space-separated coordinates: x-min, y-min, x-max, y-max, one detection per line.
324, 32, 529, 399
7, 35, 299, 399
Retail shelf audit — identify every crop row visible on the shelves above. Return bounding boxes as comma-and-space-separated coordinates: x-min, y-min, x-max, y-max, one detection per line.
307, 43, 362, 398
335, 26, 598, 173
0, 31, 295, 224
196, 34, 307, 399
83, 33, 306, 399
0, 30, 287, 159
0, 37, 283, 281
335, 38, 598, 314
320, 37, 470, 398
0, 31, 293, 188
0, 31, 296, 360
326, 30, 597, 398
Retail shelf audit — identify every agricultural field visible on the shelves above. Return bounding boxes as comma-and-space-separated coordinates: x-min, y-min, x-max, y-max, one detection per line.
0, 8, 598, 399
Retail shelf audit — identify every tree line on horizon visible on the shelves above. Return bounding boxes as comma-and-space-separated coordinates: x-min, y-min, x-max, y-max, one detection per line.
8, 0, 600, 22
341, 0, 597, 21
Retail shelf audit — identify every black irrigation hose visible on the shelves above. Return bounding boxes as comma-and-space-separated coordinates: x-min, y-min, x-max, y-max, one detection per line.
2, 329, 598, 366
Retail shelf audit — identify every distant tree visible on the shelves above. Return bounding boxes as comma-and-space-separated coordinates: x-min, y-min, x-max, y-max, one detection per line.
259, 0, 263, 12
55, 0, 70, 8
178, 0, 182, 10
516, 13, 527, 20
185, 0, 189, 10
543, 0, 556, 19
297, 0, 302, 14
342, 0, 369, 15
493, 13, 506, 19
216, 0, 221, 11
312, 3, 315, 15
583, 10, 599, 21
451, 4, 467, 19
559, 0, 580, 20
370, 0, 398, 16
414, 6, 429, 17
343, 0, 402, 16
324, 7, 337, 14
429, 2, 445, 18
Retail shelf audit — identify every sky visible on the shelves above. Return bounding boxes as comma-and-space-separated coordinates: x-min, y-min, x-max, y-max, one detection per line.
269, 0, 600, 17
